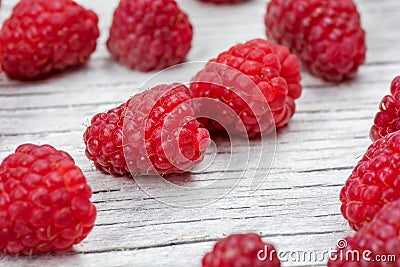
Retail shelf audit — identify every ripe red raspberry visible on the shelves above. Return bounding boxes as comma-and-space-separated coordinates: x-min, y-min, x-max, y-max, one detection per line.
328, 199, 400, 266
265, 0, 366, 82
0, 0, 99, 80
84, 83, 210, 176
340, 131, 400, 231
197, 0, 249, 4
202, 233, 280, 267
190, 38, 302, 137
107, 0, 193, 72
0, 144, 96, 255
370, 76, 400, 142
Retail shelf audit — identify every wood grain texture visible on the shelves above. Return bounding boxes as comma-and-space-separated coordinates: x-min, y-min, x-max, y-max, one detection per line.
0, 0, 399, 266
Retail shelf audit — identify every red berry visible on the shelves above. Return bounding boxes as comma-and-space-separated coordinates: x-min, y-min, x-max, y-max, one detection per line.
107, 0, 193, 72
84, 83, 210, 176
0, 0, 99, 80
190, 38, 302, 137
328, 199, 400, 266
0, 144, 96, 255
340, 131, 400, 231
202, 233, 280, 267
370, 76, 400, 141
265, 0, 366, 82
197, 0, 249, 4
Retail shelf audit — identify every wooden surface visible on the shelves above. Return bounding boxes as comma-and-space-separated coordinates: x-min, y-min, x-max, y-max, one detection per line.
1, 0, 400, 266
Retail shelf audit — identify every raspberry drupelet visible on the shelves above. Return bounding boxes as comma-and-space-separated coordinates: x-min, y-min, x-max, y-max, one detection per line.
265, 0, 366, 82
0, 144, 96, 255
0, 0, 99, 80
84, 83, 210, 176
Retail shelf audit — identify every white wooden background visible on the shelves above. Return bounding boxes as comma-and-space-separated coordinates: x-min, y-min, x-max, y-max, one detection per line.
0, 0, 399, 266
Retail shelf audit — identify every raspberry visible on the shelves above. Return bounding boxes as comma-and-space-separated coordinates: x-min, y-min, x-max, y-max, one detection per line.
0, 144, 96, 255
107, 0, 193, 72
84, 83, 210, 176
265, 0, 366, 82
328, 199, 400, 266
370, 76, 400, 142
197, 0, 249, 4
340, 131, 400, 231
0, 0, 99, 80
202, 233, 280, 267
190, 38, 302, 137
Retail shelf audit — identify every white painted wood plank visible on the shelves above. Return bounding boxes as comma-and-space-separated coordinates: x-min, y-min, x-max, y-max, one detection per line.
1, 0, 400, 266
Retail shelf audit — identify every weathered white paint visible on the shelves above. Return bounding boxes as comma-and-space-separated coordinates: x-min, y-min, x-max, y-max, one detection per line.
0, 0, 398, 266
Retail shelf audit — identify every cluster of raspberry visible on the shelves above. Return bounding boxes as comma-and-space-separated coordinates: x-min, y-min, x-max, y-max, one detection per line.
4, 1, 397, 267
